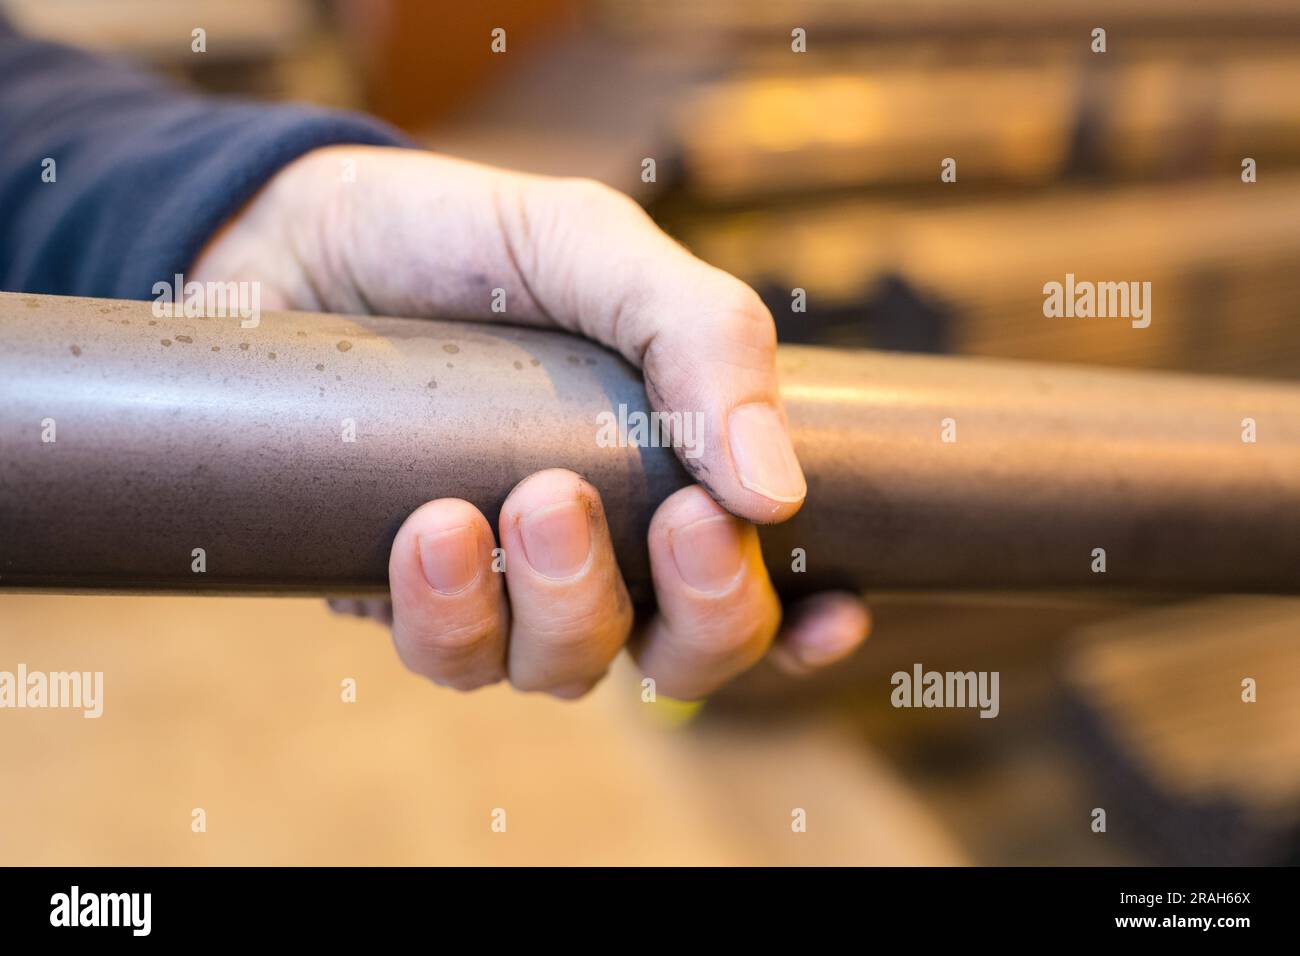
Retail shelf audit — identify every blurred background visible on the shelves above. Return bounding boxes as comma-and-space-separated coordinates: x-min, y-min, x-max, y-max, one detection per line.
2, 0, 1298, 865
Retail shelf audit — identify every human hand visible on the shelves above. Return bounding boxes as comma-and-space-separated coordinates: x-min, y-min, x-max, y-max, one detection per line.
192, 145, 869, 699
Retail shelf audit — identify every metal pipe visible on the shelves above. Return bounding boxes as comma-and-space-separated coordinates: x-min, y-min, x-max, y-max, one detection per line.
2, 291, 1298, 598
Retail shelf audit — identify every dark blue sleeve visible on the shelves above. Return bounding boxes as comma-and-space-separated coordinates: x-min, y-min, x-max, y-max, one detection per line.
0, 20, 412, 299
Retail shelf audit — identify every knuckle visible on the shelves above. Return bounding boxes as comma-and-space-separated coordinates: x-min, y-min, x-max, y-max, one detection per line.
554, 176, 643, 220
403, 613, 499, 659
711, 290, 776, 351
722, 281, 770, 320
526, 587, 634, 654
680, 594, 780, 663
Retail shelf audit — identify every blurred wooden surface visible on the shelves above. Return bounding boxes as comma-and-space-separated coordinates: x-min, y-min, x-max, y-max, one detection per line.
0, 594, 961, 865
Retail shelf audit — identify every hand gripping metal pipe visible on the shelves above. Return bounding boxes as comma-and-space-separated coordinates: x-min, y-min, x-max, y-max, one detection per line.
2, 292, 1298, 598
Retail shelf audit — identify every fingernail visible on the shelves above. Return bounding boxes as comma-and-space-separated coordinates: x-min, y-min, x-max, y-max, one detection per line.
520, 500, 592, 579
795, 606, 870, 666
670, 514, 746, 593
795, 623, 863, 667
728, 403, 806, 504
418, 525, 480, 595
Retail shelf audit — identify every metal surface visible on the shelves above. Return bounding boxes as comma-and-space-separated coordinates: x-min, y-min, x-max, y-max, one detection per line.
2, 292, 1299, 597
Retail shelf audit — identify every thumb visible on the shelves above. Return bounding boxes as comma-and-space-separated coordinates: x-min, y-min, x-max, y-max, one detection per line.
250, 148, 807, 522
508, 175, 807, 523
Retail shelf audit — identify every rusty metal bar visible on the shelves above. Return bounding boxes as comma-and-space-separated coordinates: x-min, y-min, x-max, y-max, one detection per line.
2, 291, 1298, 598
